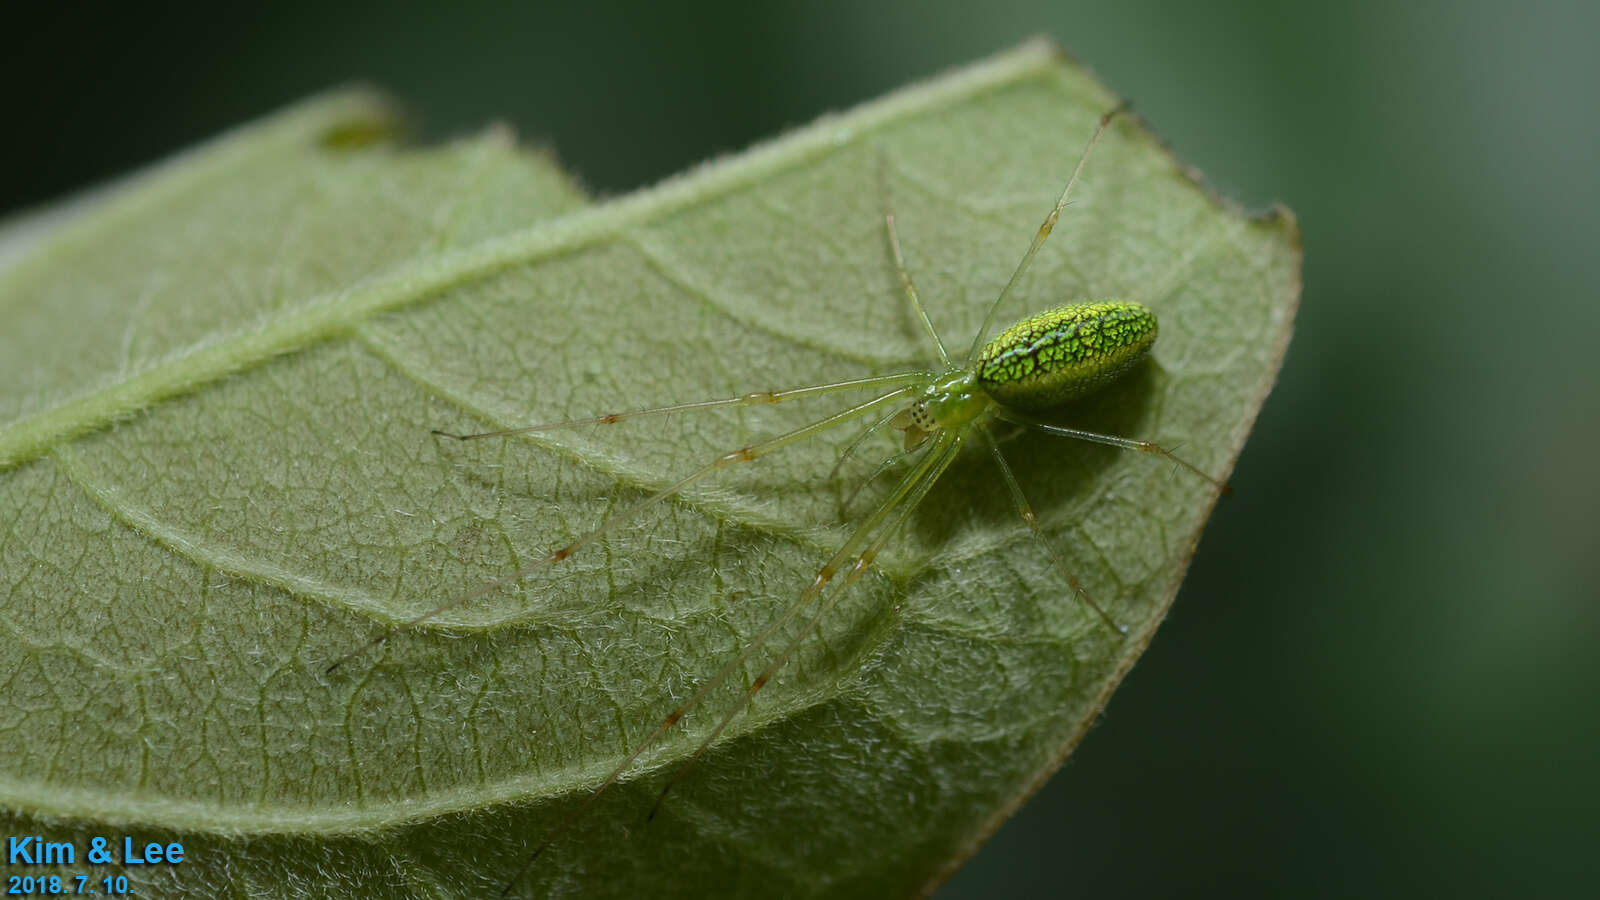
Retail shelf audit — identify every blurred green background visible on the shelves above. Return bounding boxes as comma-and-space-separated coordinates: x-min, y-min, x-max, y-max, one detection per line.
6, 1, 1594, 896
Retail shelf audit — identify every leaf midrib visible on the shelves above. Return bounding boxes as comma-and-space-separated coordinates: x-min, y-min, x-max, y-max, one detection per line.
0, 42, 1069, 472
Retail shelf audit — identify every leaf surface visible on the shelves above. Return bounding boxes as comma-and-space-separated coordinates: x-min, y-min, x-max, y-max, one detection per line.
0, 43, 1298, 898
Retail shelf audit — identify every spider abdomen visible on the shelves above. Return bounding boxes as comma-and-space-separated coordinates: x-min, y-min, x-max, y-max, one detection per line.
975, 301, 1158, 410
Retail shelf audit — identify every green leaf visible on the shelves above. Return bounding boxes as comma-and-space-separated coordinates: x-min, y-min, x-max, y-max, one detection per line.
0, 42, 1298, 898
